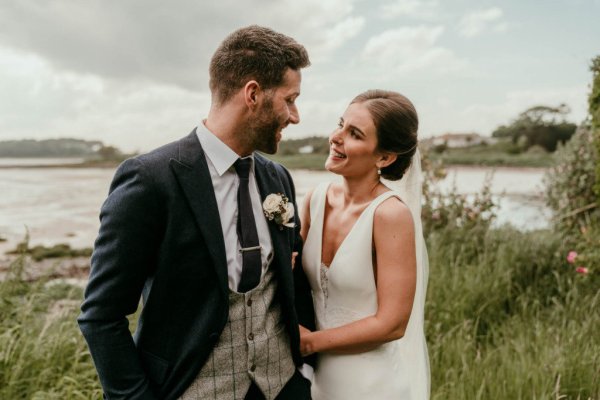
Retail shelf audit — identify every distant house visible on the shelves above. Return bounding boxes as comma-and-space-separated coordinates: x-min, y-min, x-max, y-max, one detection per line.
431, 133, 493, 148
298, 145, 314, 154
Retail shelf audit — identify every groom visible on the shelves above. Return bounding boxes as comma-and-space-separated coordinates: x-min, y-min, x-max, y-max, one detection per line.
78, 25, 315, 400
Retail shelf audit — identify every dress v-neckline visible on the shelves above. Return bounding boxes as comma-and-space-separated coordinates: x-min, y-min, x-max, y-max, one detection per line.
318, 184, 392, 271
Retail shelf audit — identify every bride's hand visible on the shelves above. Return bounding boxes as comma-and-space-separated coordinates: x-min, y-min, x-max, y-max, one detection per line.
299, 325, 315, 356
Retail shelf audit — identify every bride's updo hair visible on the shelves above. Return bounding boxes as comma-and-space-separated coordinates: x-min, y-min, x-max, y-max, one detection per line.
351, 89, 418, 181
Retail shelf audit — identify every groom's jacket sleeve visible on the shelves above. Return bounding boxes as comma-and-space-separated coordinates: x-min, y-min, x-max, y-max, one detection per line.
78, 158, 160, 400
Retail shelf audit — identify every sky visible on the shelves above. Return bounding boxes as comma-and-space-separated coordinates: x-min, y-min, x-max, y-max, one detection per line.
1, 0, 599, 153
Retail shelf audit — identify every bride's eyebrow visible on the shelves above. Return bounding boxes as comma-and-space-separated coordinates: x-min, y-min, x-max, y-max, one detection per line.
340, 117, 366, 138
349, 124, 366, 138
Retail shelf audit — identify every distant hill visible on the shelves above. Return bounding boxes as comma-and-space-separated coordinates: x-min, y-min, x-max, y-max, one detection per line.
0, 138, 104, 157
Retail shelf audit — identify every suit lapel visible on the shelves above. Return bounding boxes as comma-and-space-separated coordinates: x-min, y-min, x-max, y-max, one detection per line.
254, 155, 292, 278
169, 130, 228, 296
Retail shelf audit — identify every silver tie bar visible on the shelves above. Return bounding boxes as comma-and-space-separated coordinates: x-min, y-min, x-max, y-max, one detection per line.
239, 245, 261, 253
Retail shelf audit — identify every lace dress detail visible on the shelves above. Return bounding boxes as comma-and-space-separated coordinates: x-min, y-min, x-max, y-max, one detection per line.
320, 263, 329, 305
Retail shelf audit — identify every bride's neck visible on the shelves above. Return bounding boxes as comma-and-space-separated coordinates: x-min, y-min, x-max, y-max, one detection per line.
340, 174, 382, 206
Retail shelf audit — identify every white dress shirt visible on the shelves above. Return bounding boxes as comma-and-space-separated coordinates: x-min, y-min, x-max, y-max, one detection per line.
196, 122, 314, 381
195, 122, 273, 291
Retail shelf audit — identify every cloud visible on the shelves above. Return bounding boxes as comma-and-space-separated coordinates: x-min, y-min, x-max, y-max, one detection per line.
316, 17, 366, 56
0, 0, 367, 151
0, 46, 210, 152
0, 0, 595, 156
458, 7, 506, 38
360, 26, 467, 74
0, 42, 343, 152
379, 0, 440, 20
0, 0, 363, 90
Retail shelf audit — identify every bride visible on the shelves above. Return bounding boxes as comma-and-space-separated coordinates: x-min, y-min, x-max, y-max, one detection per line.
299, 90, 430, 399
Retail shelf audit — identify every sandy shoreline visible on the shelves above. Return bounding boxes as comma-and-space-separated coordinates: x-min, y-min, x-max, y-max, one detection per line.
0, 253, 90, 286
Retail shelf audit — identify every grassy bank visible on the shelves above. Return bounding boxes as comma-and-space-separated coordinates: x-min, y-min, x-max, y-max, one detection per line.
1, 223, 598, 398
427, 146, 556, 168
0, 159, 123, 169
264, 153, 328, 170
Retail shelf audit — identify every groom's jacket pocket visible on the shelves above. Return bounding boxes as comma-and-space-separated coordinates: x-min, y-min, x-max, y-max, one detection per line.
139, 349, 170, 385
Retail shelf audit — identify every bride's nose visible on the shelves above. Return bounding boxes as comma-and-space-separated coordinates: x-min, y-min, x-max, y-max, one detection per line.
329, 130, 343, 145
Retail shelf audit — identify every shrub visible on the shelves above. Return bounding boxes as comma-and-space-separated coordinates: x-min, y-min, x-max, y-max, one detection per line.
545, 124, 599, 273
588, 56, 600, 197
545, 124, 598, 233
421, 149, 497, 242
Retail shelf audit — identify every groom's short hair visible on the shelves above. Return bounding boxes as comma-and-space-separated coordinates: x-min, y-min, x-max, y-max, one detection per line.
209, 25, 310, 105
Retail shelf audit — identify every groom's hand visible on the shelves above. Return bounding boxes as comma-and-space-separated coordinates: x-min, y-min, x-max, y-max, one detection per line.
291, 251, 299, 269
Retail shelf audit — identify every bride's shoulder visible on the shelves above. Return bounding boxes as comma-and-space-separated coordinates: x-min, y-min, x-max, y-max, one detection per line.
373, 194, 414, 231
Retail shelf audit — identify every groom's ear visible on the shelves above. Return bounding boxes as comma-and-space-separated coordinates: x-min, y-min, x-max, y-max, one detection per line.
244, 80, 260, 110
376, 152, 397, 169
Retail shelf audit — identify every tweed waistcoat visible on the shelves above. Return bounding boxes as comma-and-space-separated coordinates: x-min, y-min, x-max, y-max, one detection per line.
179, 265, 296, 400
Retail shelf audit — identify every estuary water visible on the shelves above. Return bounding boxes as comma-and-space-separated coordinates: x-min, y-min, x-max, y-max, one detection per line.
0, 164, 550, 255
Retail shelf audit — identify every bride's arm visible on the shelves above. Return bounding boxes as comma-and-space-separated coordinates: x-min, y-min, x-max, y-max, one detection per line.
300, 197, 416, 355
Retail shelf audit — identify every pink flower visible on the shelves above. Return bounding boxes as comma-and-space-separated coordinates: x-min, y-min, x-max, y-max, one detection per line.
576, 266, 589, 275
567, 251, 578, 264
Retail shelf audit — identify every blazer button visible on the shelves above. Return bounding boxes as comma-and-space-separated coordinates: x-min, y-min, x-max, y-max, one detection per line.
209, 333, 219, 342
250, 364, 256, 372
247, 299, 253, 307
248, 332, 254, 341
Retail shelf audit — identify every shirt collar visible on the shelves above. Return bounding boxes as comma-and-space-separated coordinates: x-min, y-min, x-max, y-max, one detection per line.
196, 121, 254, 176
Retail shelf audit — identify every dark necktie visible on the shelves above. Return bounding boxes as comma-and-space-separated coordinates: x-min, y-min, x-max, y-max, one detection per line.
234, 158, 262, 293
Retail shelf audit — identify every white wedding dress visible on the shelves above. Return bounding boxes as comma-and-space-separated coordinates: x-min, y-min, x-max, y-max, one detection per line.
302, 177, 429, 399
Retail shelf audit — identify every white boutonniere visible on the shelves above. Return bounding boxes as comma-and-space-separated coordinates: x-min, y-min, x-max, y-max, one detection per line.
263, 193, 295, 229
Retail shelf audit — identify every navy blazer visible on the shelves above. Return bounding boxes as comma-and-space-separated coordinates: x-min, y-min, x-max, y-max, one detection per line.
78, 130, 315, 400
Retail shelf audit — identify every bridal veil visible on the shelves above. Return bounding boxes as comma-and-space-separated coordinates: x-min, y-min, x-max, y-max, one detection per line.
387, 149, 430, 399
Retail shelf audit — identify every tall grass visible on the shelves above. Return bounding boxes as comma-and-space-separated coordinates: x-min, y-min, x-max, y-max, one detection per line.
0, 254, 102, 399
0, 224, 598, 398
426, 225, 600, 399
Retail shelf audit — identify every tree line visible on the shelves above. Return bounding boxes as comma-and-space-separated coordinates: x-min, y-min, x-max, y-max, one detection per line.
0, 138, 124, 160
492, 104, 577, 152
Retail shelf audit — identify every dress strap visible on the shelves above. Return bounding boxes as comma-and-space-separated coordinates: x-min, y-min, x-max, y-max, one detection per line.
308, 182, 330, 222
367, 190, 403, 213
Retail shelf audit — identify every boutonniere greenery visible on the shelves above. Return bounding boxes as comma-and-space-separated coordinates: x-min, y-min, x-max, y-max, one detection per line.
262, 193, 295, 229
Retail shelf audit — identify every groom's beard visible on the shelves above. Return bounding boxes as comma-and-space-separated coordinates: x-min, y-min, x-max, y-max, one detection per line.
248, 97, 285, 155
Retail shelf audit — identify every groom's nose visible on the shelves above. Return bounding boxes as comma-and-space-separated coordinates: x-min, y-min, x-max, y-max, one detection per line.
288, 103, 299, 125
